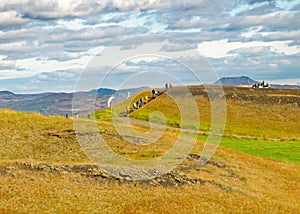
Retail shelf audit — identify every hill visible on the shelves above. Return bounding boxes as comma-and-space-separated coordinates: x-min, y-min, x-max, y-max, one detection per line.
0, 85, 299, 213
128, 85, 300, 140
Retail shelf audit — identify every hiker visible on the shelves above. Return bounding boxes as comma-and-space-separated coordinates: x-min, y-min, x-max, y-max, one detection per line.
140, 97, 144, 106
65, 113, 69, 119
169, 81, 172, 89
165, 83, 168, 91
133, 102, 137, 110
127, 91, 131, 99
145, 95, 148, 104
87, 112, 91, 120
75, 113, 79, 120
126, 105, 129, 116
156, 90, 163, 96
136, 100, 139, 109
152, 89, 156, 98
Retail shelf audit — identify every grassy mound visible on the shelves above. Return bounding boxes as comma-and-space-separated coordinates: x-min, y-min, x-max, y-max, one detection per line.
128, 86, 300, 140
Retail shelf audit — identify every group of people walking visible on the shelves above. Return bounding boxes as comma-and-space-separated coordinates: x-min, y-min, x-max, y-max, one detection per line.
128, 82, 173, 115
67, 82, 174, 118
132, 96, 149, 111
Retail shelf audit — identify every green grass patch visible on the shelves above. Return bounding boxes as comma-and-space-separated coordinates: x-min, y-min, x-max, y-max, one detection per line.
219, 137, 300, 165
94, 108, 112, 121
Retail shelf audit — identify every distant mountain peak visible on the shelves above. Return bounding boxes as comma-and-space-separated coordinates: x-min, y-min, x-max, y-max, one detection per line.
215, 76, 258, 86
0, 90, 15, 95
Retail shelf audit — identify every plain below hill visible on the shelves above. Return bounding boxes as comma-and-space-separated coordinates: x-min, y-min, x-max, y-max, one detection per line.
0, 86, 148, 116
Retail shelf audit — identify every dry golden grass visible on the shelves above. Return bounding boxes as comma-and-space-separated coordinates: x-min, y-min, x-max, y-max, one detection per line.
0, 85, 300, 213
0, 109, 88, 163
130, 87, 300, 140
0, 147, 299, 213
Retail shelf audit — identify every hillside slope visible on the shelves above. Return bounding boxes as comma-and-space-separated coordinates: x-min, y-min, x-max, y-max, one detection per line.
129, 86, 300, 140
0, 106, 299, 213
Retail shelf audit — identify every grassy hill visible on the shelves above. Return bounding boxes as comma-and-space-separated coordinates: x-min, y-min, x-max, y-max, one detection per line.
129, 86, 300, 140
0, 85, 299, 213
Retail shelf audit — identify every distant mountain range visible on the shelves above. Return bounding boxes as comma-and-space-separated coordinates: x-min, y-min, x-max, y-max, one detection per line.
0, 87, 148, 116
215, 76, 300, 89
1, 77, 299, 116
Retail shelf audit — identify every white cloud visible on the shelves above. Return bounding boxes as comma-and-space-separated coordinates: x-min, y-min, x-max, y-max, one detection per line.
0, 0, 214, 21
228, 12, 300, 31
15, 57, 82, 74
0, 41, 38, 52
0, 10, 29, 27
111, 0, 159, 11
280, 59, 291, 65
0, 0, 107, 20
0, 70, 35, 79
0, 55, 16, 69
269, 63, 278, 68
197, 39, 300, 58
111, 0, 214, 11
0, 0, 299, 92
262, 30, 300, 41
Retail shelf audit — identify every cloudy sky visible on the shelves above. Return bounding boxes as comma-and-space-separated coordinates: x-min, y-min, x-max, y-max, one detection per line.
0, 0, 299, 93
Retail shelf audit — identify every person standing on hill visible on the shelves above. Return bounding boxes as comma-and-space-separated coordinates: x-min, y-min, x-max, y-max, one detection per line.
169, 81, 172, 89
126, 105, 129, 116
87, 112, 91, 120
152, 89, 156, 98
145, 95, 148, 104
140, 97, 144, 106
165, 83, 168, 91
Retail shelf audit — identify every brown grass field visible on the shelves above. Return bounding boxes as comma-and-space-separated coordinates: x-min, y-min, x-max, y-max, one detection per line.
0, 86, 299, 213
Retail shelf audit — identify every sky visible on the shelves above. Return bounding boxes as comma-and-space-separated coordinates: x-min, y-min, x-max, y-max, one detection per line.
0, 0, 300, 93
